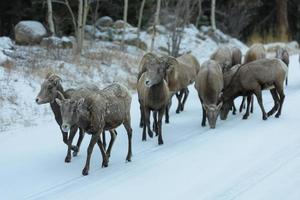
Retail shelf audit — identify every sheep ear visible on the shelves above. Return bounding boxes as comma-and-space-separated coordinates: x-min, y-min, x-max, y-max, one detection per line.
217, 101, 223, 109
77, 98, 85, 107
55, 98, 62, 107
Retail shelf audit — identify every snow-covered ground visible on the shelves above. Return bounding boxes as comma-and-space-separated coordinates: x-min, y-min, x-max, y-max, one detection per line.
0, 54, 300, 199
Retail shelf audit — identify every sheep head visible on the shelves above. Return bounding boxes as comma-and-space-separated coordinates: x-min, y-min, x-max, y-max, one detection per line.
36, 73, 63, 104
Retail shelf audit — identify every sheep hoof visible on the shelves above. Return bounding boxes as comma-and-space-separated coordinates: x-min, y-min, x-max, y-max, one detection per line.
275, 114, 280, 118
232, 111, 236, 115
201, 123, 206, 127
165, 119, 169, 124
148, 131, 153, 138
262, 115, 268, 120
158, 140, 164, 145
142, 138, 146, 141
242, 115, 248, 120
65, 156, 71, 163
102, 160, 109, 168
176, 109, 180, 114
82, 168, 89, 176
126, 157, 132, 162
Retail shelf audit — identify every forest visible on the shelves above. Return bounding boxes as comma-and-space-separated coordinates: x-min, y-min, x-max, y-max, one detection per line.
0, 0, 299, 44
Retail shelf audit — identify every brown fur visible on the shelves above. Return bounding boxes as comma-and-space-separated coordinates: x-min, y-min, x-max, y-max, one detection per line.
210, 46, 232, 71
244, 43, 266, 64
221, 58, 287, 120
231, 47, 242, 66
57, 83, 132, 176
194, 60, 223, 128
275, 47, 289, 85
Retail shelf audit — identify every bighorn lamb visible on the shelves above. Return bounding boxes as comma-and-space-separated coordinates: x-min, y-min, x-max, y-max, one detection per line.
35, 73, 91, 162
194, 60, 223, 129
220, 58, 287, 121
137, 54, 171, 145
210, 46, 232, 72
56, 83, 132, 176
275, 47, 289, 85
239, 43, 266, 113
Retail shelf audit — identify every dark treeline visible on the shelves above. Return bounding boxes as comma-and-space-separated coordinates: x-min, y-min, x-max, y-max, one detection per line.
0, 0, 299, 44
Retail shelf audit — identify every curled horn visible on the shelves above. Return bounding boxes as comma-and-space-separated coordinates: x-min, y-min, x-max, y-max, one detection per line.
57, 91, 66, 100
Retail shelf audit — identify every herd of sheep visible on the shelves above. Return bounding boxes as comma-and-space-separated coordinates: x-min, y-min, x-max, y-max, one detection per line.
35, 43, 289, 176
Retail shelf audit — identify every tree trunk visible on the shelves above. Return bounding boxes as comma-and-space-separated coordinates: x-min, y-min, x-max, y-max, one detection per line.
276, 0, 289, 41
121, 0, 128, 50
81, 0, 89, 47
76, 0, 83, 55
150, 0, 161, 52
195, 0, 202, 28
47, 0, 55, 35
211, 0, 216, 31
137, 0, 146, 39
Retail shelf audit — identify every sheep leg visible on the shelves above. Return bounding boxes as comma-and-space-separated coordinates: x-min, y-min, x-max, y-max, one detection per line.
106, 130, 117, 158
175, 91, 183, 113
275, 85, 285, 118
123, 120, 133, 162
242, 95, 252, 119
60, 128, 69, 146
165, 100, 171, 124
232, 101, 237, 115
82, 133, 99, 176
142, 107, 153, 141
152, 111, 158, 136
181, 88, 189, 111
65, 126, 77, 163
200, 97, 206, 127
97, 136, 109, 168
267, 89, 280, 117
253, 89, 267, 120
285, 77, 288, 86
157, 107, 165, 145
139, 100, 144, 128
239, 97, 246, 113
102, 130, 107, 150
250, 95, 254, 113
73, 128, 85, 157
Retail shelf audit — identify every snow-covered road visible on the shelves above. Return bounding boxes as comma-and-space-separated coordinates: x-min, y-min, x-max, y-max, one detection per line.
1, 55, 300, 200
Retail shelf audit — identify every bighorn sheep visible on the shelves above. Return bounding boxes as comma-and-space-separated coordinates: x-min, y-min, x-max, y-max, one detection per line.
35, 73, 88, 162
137, 54, 171, 145
275, 47, 289, 85
231, 46, 242, 66
194, 60, 223, 129
220, 58, 287, 121
210, 46, 232, 72
56, 83, 132, 176
239, 43, 266, 114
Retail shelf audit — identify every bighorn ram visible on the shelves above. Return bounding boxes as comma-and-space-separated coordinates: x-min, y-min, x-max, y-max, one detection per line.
231, 46, 242, 66
210, 46, 232, 72
194, 60, 223, 129
275, 47, 289, 85
220, 58, 287, 121
239, 43, 266, 114
137, 53, 171, 145
56, 83, 132, 176
35, 73, 91, 162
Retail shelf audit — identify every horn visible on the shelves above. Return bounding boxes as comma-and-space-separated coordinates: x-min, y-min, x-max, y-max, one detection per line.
57, 91, 66, 100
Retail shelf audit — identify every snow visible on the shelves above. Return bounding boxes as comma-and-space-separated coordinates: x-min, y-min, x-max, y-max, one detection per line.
0, 36, 14, 50
0, 55, 300, 199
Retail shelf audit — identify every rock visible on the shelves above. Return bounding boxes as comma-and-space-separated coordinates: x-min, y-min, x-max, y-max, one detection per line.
85, 25, 101, 40
286, 41, 299, 50
0, 37, 14, 50
124, 38, 147, 51
113, 20, 132, 29
147, 25, 167, 34
40, 36, 73, 49
14, 21, 47, 45
0, 51, 13, 66
95, 16, 114, 28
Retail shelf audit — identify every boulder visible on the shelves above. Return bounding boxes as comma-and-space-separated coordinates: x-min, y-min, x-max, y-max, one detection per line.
14, 21, 47, 45
40, 36, 73, 49
95, 16, 114, 28
113, 20, 132, 29
124, 38, 147, 51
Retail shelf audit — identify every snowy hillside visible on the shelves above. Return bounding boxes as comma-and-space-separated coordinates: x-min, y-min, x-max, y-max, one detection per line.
0, 54, 300, 200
